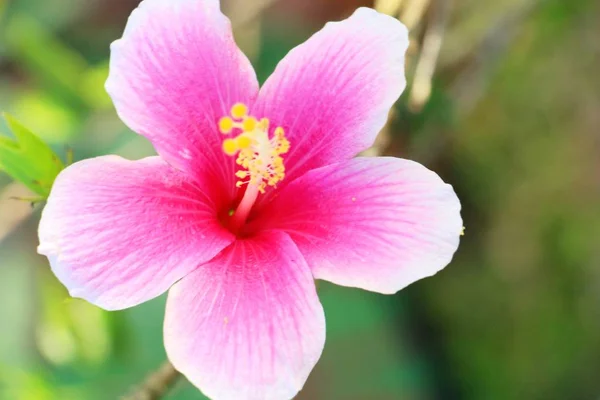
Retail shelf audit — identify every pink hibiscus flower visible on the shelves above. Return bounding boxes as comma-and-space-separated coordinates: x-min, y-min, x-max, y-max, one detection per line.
37, 0, 462, 399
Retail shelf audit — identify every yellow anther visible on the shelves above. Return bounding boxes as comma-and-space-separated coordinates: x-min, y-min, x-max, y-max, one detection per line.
236, 135, 252, 149
242, 117, 258, 132
219, 104, 290, 194
231, 103, 248, 119
222, 138, 238, 155
219, 117, 234, 134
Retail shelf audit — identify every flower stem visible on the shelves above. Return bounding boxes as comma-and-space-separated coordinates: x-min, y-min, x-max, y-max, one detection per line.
121, 360, 182, 400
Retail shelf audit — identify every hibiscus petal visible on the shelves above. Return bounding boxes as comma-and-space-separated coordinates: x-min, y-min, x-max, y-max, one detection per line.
256, 157, 462, 294
252, 7, 408, 189
164, 231, 325, 400
106, 0, 258, 192
38, 156, 234, 310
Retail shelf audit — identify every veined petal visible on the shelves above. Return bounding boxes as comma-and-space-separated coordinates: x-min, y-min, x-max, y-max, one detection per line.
38, 156, 234, 310
106, 0, 259, 194
256, 157, 462, 294
164, 231, 325, 400
253, 7, 408, 193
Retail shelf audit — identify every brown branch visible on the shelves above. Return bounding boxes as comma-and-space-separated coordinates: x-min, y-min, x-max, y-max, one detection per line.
373, 0, 404, 16
400, 0, 431, 30
408, 0, 452, 111
121, 361, 182, 400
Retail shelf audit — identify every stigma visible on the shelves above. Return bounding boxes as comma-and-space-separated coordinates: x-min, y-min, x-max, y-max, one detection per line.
219, 103, 290, 194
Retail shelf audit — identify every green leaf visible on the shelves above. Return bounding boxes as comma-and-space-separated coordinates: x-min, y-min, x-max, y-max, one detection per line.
4, 13, 89, 110
0, 113, 64, 198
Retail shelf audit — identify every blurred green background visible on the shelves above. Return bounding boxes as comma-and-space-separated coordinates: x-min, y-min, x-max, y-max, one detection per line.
1, 0, 599, 399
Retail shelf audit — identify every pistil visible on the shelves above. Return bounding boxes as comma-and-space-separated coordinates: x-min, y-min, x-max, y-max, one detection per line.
218, 102, 290, 231
229, 183, 260, 231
